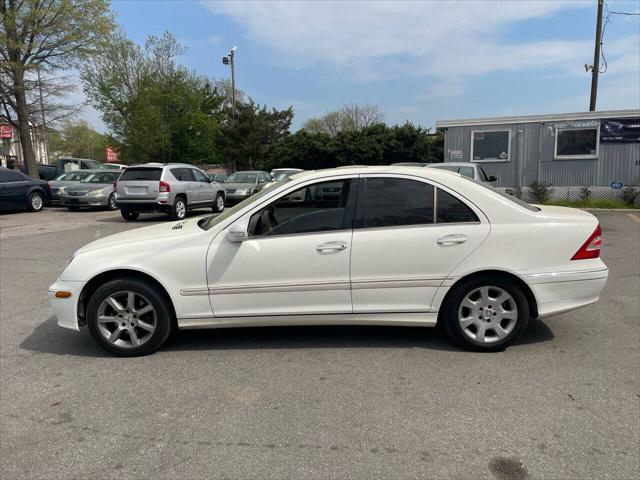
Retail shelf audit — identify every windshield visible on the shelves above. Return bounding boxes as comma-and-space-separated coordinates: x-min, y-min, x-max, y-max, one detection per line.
275, 171, 296, 182
226, 173, 257, 184
81, 172, 120, 184
199, 179, 291, 231
54, 171, 90, 181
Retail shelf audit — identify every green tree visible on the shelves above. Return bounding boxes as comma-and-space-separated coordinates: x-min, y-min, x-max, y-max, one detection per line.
81, 31, 223, 164
217, 100, 293, 171
47, 119, 111, 162
302, 104, 384, 135
0, 0, 114, 177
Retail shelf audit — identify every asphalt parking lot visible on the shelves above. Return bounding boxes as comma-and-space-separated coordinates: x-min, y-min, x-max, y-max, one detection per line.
1, 207, 638, 479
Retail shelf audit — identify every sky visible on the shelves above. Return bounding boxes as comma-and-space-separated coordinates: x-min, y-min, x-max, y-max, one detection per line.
78, 0, 640, 132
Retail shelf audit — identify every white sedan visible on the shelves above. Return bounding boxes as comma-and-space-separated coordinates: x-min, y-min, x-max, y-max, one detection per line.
48, 166, 608, 356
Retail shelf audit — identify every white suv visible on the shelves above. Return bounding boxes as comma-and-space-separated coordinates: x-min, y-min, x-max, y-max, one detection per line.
116, 163, 226, 221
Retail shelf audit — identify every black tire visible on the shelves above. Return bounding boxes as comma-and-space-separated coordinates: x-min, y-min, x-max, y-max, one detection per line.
170, 196, 187, 220
441, 275, 529, 352
26, 191, 44, 212
106, 193, 118, 210
86, 278, 174, 356
67, 206, 80, 212
121, 209, 140, 221
212, 192, 225, 213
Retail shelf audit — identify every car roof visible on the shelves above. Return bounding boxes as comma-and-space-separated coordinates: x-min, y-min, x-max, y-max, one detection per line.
287, 165, 466, 182
126, 163, 196, 168
231, 170, 267, 174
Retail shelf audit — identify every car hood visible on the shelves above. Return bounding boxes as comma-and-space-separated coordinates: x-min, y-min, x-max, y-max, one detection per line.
65, 183, 112, 194
224, 182, 254, 189
75, 217, 206, 255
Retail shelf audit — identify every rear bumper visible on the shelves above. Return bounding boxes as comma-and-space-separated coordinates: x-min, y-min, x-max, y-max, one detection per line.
117, 200, 171, 212
524, 265, 609, 318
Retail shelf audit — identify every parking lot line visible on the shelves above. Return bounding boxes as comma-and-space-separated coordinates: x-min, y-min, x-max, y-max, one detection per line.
626, 213, 640, 224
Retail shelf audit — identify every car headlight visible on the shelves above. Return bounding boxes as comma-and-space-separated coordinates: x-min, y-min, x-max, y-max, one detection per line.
236, 189, 249, 195
88, 189, 104, 196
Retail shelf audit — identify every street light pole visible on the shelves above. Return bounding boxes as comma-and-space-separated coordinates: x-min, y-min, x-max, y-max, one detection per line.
222, 47, 237, 120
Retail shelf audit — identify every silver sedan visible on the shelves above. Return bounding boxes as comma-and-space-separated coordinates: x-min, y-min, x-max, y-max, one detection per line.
61, 170, 122, 211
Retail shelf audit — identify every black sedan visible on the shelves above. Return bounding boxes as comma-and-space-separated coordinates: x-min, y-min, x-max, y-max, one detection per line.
0, 167, 52, 213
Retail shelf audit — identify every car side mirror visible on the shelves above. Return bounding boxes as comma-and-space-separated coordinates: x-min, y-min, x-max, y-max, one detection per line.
227, 222, 249, 242
488, 176, 497, 182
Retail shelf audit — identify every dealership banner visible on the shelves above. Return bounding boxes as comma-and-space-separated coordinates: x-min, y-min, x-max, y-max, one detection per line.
105, 146, 120, 163
600, 117, 640, 143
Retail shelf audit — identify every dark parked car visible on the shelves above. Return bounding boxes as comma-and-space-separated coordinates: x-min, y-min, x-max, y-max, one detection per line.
0, 167, 51, 212
18, 163, 58, 181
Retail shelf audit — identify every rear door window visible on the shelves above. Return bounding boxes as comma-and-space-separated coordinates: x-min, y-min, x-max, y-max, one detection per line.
120, 168, 162, 181
3, 171, 26, 182
458, 166, 475, 179
171, 168, 194, 182
356, 177, 434, 229
436, 189, 479, 223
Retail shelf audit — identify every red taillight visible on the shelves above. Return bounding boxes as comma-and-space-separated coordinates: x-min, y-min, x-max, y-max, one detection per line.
159, 181, 171, 193
571, 225, 602, 260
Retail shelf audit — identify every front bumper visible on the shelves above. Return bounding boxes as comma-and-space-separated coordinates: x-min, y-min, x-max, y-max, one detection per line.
48, 279, 86, 331
225, 193, 252, 204
61, 194, 108, 207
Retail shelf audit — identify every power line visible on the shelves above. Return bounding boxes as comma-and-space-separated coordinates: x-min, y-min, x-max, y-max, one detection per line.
600, 2, 640, 74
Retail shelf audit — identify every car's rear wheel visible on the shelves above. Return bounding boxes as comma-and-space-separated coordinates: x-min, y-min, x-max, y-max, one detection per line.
86, 279, 173, 356
121, 209, 139, 221
442, 276, 529, 351
27, 191, 44, 212
213, 193, 225, 213
106, 193, 118, 210
170, 197, 187, 220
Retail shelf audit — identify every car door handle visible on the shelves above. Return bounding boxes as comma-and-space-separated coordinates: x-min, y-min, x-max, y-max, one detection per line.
437, 234, 468, 247
316, 241, 348, 254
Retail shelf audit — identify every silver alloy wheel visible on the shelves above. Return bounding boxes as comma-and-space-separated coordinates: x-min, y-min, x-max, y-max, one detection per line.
216, 195, 225, 212
96, 290, 157, 348
31, 193, 43, 210
458, 286, 518, 343
176, 200, 186, 218
108, 194, 117, 209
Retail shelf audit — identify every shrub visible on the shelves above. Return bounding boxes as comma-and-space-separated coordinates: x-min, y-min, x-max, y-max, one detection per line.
530, 181, 552, 203
579, 185, 591, 201
622, 186, 639, 206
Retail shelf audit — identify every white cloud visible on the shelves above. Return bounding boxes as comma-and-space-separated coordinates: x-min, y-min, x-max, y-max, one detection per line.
202, 0, 590, 77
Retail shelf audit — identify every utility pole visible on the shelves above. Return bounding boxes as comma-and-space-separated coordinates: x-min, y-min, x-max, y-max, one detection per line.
589, 0, 604, 111
36, 67, 49, 164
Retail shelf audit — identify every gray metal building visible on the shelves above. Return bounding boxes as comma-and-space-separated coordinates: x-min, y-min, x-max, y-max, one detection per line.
436, 109, 640, 189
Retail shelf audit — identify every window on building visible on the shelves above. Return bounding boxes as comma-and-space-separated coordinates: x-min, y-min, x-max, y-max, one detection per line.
471, 130, 510, 162
555, 127, 599, 159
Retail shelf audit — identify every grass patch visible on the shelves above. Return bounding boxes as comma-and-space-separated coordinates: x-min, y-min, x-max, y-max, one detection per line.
542, 199, 639, 209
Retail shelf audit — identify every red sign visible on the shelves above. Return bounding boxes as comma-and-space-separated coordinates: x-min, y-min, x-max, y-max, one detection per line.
0, 125, 13, 139
105, 146, 120, 163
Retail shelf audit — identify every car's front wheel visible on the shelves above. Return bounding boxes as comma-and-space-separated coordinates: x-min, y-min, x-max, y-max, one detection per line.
213, 193, 225, 213
86, 279, 173, 356
441, 276, 529, 352
27, 191, 44, 212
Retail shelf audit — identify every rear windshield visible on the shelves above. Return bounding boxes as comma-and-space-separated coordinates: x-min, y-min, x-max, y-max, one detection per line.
464, 177, 540, 212
119, 168, 162, 181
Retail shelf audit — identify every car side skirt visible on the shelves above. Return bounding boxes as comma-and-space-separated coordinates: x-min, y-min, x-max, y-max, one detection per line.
178, 312, 438, 330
